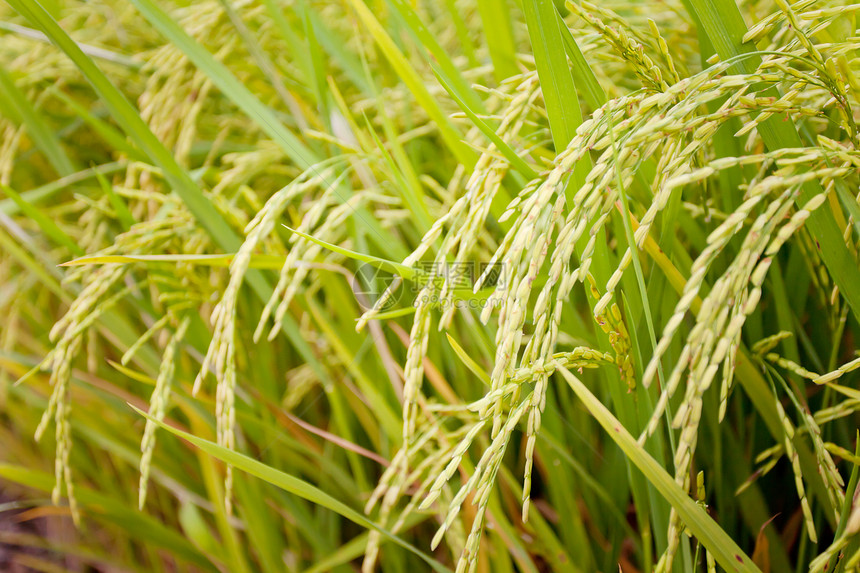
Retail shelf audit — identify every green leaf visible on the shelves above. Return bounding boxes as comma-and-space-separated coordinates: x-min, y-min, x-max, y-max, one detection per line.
364, 306, 417, 320
130, 405, 453, 573
127, 0, 405, 259
0, 67, 75, 177
0, 463, 220, 572
835, 183, 860, 236
557, 368, 762, 573
477, 0, 518, 81
363, 114, 433, 233
0, 162, 127, 216
61, 253, 286, 269
0, 183, 84, 256
386, 0, 485, 113
522, 0, 594, 205
522, 0, 583, 151
446, 333, 491, 386
92, 167, 136, 231
342, 0, 476, 167
833, 434, 860, 573
285, 226, 498, 303
284, 226, 419, 279
48, 88, 147, 162
555, 8, 607, 111
432, 63, 539, 181
0, 225, 68, 301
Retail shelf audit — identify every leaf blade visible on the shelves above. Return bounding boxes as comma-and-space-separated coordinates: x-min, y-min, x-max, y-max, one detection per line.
130, 405, 453, 573
557, 368, 762, 573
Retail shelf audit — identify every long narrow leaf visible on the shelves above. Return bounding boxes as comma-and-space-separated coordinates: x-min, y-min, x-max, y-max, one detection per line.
131, 405, 453, 573
342, 0, 476, 167
0, 67, 75, 176
0, 463, 220, 572
557, 368, 762, 573
61, 253, 286, 269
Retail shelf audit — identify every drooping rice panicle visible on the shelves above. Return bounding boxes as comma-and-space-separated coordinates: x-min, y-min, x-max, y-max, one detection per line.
1, 0, 859, 571
138, 315, 190, 508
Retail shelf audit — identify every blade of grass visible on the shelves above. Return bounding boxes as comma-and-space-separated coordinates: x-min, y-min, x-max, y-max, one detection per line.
432, 63, 539, 180
92, 167, 136, 231
832, 434, 860, 572
0, 67, 76, 177
0, 162, 127, 215
0, 463, 220, 572
214, 0, 302, 123
557, 368, 762, 573
386, 0, 485, 113
131, 404, 453, 573
442, 0, 478, 67
302, 513, 431, 573
128, 0, 405, 258
0, 183, 84, 256
61, 253, 287, 269
126, 0, 317, 170
284, 226, 419, 279
0, 225, 68, 301
306, 9, 371, 95
285, 226, 497, 304
6, 0, 241, 245
521, 0, 582, 152
363, 114, 433, 233
47, 88, 147, 162
0, 21, 141, 68
477, 0, 519, 81
342, 0, 476, 167
446, 333, 491, 386
554, 8, 606, 111
297, 0, 329, 118
258, 0, 314, 91
183, 410, 252, 573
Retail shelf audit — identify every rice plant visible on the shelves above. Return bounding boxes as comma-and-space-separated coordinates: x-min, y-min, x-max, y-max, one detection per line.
0, 0, 858, 571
